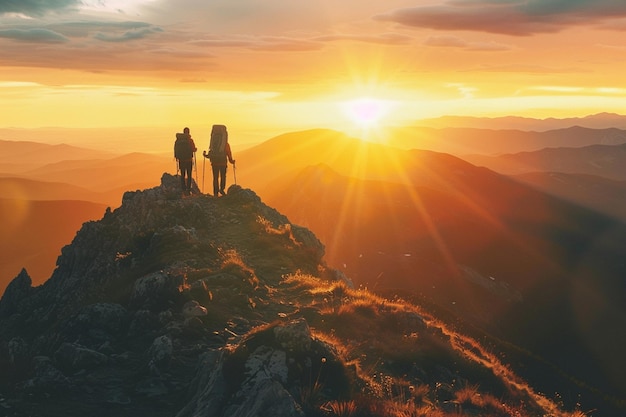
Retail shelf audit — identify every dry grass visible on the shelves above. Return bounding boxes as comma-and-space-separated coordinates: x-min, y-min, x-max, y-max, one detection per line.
227, 269, 594, 417
321, 400, 357, 417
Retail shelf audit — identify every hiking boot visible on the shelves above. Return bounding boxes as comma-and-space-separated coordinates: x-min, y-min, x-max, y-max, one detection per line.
219, 189, 226, 196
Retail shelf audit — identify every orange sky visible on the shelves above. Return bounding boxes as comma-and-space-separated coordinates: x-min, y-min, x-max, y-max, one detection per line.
1, 0, 626, 147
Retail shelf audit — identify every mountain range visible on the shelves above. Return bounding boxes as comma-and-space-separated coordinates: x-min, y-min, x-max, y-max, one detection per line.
0, 175, 616, 417
414, 112, 626, 131
247, 136, 626, 406
2, 118, 626, 415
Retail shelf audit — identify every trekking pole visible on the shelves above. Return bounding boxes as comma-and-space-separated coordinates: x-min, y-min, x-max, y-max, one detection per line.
194, 153, 199, 191
233, 161, 237, 185
202, 154, 205, 194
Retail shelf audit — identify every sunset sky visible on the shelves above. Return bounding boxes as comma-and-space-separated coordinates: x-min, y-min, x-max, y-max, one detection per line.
2, 0, 626, 145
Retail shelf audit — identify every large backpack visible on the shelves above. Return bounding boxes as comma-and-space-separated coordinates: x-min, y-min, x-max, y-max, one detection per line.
208, 125, 228, 163
174, 133, 193, 160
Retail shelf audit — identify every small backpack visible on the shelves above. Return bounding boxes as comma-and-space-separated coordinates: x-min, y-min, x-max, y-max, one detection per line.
208, 125, 228, 163
174, 133, 193, 160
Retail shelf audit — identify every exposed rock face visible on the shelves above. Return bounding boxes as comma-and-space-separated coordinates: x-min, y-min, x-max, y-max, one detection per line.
178, 318, 353, 417
0, 269, 33, 317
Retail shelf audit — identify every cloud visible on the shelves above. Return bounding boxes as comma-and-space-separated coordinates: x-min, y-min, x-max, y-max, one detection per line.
424, 34, 468, 48
94, 25, 163, 42
251, 36, 321, 52
598, 18, 626, 31
189, 36, 321, 52
46, 21, 157, 38
0, 28, 68, 43
0, 0, 79, 17
374, 0, 626, 36
0, 20, 162, 45
188, 32, 412, 52
464, 63, 588, 74
0, 81, 43, 87
312, 32, 412, 45
424, 35, 511, 51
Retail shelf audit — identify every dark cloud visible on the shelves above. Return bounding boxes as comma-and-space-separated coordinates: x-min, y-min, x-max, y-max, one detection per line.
0, 28, 68, 43
0, 0, 79, 17
94, 26, 163, 42
0, 21, 162, 44
47, 21, 156, 38
375, 0, 626, 36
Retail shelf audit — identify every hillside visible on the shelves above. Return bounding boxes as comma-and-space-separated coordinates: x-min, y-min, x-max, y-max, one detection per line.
512, 172, 626, 222
225, 132, 626, 409
19, 152, 171, 191
386, 126, 626, 155
463, 142, 626, 180
0, 139, 118, 172
0, 140, 171, 195
0, 198, 108, 292
0, 174, 594, 417
235, 129, 417, 192
0, 177, 121, 206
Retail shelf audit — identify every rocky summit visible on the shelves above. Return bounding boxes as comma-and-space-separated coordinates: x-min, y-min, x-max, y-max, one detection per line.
0, 174, 581, 417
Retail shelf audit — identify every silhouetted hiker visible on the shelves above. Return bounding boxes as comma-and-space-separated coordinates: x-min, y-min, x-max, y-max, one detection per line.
174, 127, 197, 195
203, 124, 235, 196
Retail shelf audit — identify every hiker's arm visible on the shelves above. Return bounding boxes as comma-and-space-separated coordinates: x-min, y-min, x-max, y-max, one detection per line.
227, 143, 235, 164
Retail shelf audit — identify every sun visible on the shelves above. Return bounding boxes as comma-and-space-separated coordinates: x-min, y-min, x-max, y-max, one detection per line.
341, 97, 392, 129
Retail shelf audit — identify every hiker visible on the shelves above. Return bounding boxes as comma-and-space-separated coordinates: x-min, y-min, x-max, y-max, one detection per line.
203, 124, 235, 196
174, 127, 197, 195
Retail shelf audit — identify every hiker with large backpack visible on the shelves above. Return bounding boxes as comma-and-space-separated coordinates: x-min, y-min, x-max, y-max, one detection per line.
202, 124, 235, 196
174, 127, 197, 195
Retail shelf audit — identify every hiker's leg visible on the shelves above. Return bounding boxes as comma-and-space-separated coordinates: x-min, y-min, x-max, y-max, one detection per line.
183, 162, 191, 190
186, 165, 192, 190
212, 165, 220, 196
179, 161, 186, 189
219, 166, 227, 193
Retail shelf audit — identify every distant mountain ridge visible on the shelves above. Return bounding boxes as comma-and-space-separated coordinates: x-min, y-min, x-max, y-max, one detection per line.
0, 177, 120, 205
461, 142, 626, 221
0, 145, 171, 195
464, 142, 626, 179
0, 139, 118, 169
414, 112, 626, 131
386, 125, 626, 155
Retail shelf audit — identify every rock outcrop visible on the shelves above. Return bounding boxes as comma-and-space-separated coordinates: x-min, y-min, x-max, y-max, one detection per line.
0, 174, 332, 416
